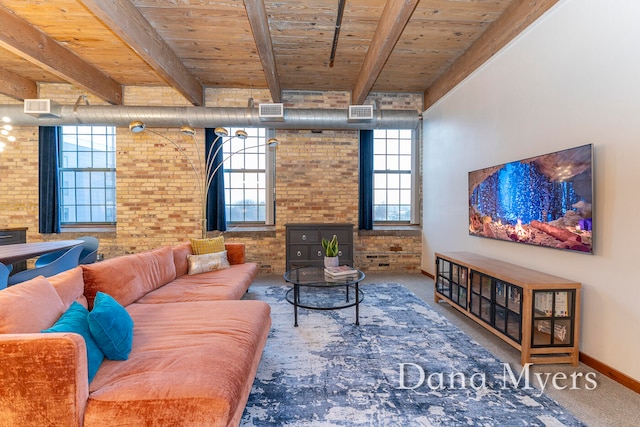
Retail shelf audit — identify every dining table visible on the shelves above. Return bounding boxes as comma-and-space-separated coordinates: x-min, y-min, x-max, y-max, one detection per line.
0, 240, 84, 265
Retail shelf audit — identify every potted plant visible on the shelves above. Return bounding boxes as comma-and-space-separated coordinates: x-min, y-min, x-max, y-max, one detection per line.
321, 234, 340, 268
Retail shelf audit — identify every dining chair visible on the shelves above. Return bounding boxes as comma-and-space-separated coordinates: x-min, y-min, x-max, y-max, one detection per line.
7, 245, 83, 286
0, 262, 10, 290
35, 236, 99, 268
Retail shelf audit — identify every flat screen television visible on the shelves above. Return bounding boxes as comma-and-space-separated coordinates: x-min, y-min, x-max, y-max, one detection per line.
469, 144, 593, 254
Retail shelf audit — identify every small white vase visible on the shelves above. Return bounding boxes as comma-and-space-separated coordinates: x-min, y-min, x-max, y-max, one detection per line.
324, 256, 339, 268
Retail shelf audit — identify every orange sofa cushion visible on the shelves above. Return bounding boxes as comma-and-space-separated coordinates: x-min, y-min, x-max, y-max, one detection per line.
84, 300, 271, 426
48, 266, 87, 309
135, 263, 258, 304
82, 246, 176, 309
0, 276, 65, 333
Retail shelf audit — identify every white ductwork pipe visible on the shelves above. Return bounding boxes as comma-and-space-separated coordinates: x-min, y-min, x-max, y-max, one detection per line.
0, 105, 421, 130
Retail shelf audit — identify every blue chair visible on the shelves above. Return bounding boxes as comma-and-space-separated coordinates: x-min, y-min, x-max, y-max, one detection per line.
0, 262, 10, 290
35, 236, 99, 267
7, 245, 83, 286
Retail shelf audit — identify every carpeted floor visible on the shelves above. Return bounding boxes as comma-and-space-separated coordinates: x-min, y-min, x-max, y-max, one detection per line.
240, 283, 584, 426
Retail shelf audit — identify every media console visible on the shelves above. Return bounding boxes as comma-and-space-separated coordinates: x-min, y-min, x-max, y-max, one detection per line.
435, 251, 581, 366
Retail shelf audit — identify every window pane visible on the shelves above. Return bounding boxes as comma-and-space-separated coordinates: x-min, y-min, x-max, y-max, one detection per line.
373, 154, 386, 170
387, 174, 400, 189
77, 151, 92, 168
91, 206, 106, 222
399, 154, 412, 170
76, 206, 91, 222
91, 171, 105, 187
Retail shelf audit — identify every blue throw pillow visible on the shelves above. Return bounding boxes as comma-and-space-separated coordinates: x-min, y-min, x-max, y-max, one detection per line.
88, 291, 134, 360
42, 301, 104, 383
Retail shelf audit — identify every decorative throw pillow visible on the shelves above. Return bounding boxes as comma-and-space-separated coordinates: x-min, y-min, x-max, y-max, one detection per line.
190, 236, 225, 255
42, 302, 105, 383
88, 292, 134, 361
187, 250, 230, 275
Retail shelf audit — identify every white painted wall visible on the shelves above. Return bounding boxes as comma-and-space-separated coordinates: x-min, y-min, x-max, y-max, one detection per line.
422, 0, 640, 381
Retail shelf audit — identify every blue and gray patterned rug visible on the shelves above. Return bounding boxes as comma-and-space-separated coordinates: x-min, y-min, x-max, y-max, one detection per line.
241, 283, 584, 426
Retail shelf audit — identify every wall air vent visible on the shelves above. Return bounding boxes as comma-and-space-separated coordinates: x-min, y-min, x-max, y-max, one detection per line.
258, 103, 284, 120
348, 104, 374, 121
23, 99, 62, 118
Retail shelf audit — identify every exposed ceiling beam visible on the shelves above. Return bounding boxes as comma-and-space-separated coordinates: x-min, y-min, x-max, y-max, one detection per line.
80, 0, 204, 106
0, 66, 38, 100
424, 0, 560, 110
243, 0, 282, 103
351, 0, 419, 105
0, 5, 123, 105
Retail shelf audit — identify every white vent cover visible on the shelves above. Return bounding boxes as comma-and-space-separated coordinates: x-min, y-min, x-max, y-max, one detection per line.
258, 103, 284, 120
24, 99, 61, 118
348, 104, 374, 120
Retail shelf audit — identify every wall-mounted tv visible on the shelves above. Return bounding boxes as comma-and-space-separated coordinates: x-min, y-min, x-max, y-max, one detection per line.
469, 144, 593, 254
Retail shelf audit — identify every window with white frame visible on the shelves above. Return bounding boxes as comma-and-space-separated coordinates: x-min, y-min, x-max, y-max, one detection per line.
223, 127, 275, 224
373, 129, 415, 223
59, 126, 116, 224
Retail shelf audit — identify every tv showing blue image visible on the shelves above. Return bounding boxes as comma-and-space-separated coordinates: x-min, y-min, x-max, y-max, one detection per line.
469, 144, 593, 254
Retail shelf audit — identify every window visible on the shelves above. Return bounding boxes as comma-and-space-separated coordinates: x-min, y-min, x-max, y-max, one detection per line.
373, 129, 416, 223
59, 126, 116, 225
222, 127, 275, 225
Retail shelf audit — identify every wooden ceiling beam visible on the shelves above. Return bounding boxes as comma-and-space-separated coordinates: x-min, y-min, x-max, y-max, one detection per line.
351, 0, 420, 105
0, 66, 37, 100
0, 5, 122, 105
243, 0, 282, 103
80, 0, 204, 106
424, 0, 560, 110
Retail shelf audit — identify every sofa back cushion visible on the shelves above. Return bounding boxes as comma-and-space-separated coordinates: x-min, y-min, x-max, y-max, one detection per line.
82, 246, 176, 309
47, 266, 87, 309
172, 242, 193, 277
0, 276, 66, 333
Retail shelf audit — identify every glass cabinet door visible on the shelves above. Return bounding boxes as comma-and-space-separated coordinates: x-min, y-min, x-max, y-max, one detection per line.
532, 290, 574, 347
469, 271, 522, 344
436, 259, 451, 298
436, 258, 468, 309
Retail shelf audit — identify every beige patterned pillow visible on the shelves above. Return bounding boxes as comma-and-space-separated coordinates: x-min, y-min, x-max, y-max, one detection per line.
190, 236, 225, 254
187, 251, 230, 275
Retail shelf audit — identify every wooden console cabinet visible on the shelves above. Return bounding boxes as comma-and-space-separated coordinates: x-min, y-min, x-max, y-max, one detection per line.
285, 223, 353, 271
435, 251, 581, 366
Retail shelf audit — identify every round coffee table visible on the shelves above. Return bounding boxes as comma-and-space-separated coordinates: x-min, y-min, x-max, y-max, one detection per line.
284, 266, 365, 327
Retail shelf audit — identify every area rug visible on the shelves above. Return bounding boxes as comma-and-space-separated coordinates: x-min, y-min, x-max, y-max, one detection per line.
240, 284, 584, 426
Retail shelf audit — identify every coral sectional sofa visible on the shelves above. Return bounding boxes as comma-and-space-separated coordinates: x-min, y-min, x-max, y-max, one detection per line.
0, 242, 271, 427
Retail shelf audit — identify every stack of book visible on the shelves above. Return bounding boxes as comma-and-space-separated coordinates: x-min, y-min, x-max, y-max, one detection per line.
324, 265, 358, 278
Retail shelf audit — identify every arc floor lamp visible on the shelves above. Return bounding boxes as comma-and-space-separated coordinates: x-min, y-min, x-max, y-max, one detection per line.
129, 121, 279, 238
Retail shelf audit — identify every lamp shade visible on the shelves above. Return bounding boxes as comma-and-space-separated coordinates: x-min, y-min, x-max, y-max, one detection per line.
129, 121, 145, 133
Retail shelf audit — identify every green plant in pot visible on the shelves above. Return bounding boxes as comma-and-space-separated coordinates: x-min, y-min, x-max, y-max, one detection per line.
322, 234, 340, 268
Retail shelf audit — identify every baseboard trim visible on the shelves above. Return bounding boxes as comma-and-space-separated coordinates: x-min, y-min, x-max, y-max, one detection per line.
421, 269, 434, 279
579, 353, 640, 394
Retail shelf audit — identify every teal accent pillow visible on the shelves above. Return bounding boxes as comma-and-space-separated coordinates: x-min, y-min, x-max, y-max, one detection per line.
88, 291, 134, 360
42, 301, 104, 383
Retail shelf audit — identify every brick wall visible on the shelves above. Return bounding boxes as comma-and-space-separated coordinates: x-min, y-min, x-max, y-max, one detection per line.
0, 85, 423, 274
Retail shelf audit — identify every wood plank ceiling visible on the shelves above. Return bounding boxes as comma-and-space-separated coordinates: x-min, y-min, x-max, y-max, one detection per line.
0, 0, 558, 109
